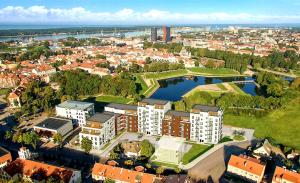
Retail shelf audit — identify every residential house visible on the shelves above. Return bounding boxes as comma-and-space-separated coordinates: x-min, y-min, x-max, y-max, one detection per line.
121, 141, 141, 157
0, 147, 12, 168
0, 159, 81, 183
227, 154, 266, 183
92, 163, 157, 183
272, 166, 300, 183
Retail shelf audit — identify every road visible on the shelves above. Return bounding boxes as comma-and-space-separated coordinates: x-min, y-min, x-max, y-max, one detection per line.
187, 140, 250, 182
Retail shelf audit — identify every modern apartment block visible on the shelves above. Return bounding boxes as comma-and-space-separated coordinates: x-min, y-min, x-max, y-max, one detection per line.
162, 26, 171, 42
150, 27, 158, 42
104, 103, 138, 133
137, 98, 171, 135
55, 100, 95, 126
190, 105, 223, 144
162, 110, 191, 140
79, 112, 115, 150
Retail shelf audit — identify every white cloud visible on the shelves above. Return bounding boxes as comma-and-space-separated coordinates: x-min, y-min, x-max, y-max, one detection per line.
0, 6, 299, 24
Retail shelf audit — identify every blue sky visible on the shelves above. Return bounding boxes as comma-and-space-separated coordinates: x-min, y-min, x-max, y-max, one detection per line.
0, 0, 300, 24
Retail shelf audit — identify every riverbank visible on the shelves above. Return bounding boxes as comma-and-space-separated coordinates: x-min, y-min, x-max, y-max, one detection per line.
140, 67, 244, 97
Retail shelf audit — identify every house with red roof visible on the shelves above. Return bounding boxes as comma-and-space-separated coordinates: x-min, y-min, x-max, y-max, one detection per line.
0, 159, 81, 183
92, 163, 157, 183
272, 166, 300, 183
227, 154, 266, 183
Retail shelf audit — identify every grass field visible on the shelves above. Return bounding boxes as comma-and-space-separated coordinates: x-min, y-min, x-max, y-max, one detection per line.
228, 83, 247, 95
188, 68, 240, 75
152, 161, 178, 169
182, 144, 213, 165
135, 74, 149, 95
216, 83, 227, 90
144, 69, 188, 79
224, 97, 300, 149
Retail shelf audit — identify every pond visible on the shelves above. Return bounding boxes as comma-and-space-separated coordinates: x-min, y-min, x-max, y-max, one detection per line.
150, 76, 261, 101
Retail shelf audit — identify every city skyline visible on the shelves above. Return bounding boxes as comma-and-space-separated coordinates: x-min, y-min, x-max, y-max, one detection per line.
0, 0, 300, 24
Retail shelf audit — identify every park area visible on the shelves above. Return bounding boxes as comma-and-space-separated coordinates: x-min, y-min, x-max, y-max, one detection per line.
224, 97, 300, 149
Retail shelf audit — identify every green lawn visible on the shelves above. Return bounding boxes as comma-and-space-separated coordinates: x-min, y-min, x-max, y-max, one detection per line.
152, 161, 178, 169
181, 144, 213, 165
144, 69, 188, 79
144, 79, 159, 97
135, 74, 149, 95
188, 67, 240, 75
233, 135, 245, 141
216, 83, 227, 90
228, 83, 247, 95
224, 97, 300, 149
0, 88, 10, 96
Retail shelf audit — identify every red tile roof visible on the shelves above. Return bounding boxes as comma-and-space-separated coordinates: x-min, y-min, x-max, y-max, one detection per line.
228, 155, 265, 176
4, 159, 75, 182
92, 163, 156, 183
272, 167, 300, 183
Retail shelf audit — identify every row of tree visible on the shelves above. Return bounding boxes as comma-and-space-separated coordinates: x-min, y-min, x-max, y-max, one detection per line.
52, 70, 140, 99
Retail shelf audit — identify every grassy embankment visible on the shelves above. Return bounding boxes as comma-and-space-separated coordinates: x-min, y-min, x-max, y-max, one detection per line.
187, 67, 241, 76
181, 143, 213, 165
224, 97, 300, 149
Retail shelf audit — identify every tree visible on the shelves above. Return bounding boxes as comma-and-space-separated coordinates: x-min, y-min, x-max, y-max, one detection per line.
174, 167, 182, 174
290, 77, 300, 91
124, 160, 133, 166
145, 163, 152, 169
22, 131, 40, 149
140, 140, 154, 158
194, 60, 200, 67
53, 133, 63, 145
267, 83, 283, 97
104, 179, 115, 183
156, 166, 165, 177
81, 137, 92, 154
5, 131, 12, 140
109, 152, 119, 160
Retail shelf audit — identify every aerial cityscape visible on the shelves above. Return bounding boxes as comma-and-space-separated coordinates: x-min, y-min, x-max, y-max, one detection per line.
0, 0, 300, 183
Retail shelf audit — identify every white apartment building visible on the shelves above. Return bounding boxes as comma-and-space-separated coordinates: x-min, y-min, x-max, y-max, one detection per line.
190, 105, 223, 144
137, 99, 171, 136
79, 112, 115, 150
55, 100, 95, 126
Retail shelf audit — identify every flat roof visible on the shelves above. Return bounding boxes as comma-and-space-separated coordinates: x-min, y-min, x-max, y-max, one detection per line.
57, 100, 94, 111
105, 103, 137, 111
35, 117, 71, 130
157, 136, 185, 151
192, 105, 220, 112
88, 112, 115, 123
166, 110, 190, 117
140, 98, 169, 105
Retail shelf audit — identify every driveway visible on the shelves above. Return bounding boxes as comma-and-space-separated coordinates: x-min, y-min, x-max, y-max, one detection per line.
187, 140, 250, 182
223, 125, 254, 140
